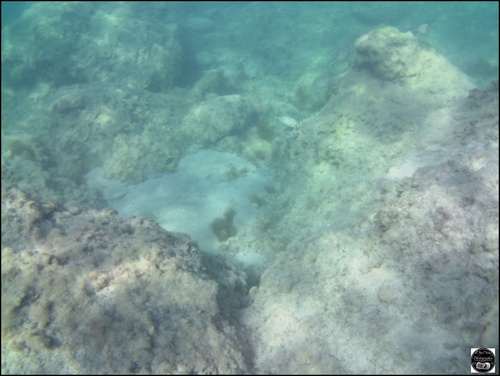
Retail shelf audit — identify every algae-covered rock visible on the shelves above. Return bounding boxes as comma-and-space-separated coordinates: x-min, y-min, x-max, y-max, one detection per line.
188, 69, 233, 101
101, 133, 180, 184
45, 83, 180, 185
43, 82, 185, 186
349, 26, 474, 107
354, 26, 474, 97
243, 70, 498, 375
181, 95, 258, 146
72, 8, 181, 91
1, 188, 249, 374
1, 2, 94, 87
1, 2, 181, 90
354, 26, 417, 81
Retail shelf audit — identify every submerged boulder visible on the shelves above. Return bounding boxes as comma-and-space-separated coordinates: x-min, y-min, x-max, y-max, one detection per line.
1, 188, 250, 374
354, 26, 473, 98
1, 2, 181, 91
181, 94, 258, 146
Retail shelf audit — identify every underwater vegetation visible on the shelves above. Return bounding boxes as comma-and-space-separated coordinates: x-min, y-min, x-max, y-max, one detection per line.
210, 207, 237, 242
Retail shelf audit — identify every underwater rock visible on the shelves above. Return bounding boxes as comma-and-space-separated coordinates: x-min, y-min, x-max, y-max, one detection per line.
352, 26, 473, 101
181, 95, 258, 146
46, 83, 182, 185
101, 134, 180, 184
242, 67, 498, 375
1, 188, 250, 374
1, 2, 93, 87
354, 26, 419, 81
188, 69, 233, 101
1, 2, 181, 90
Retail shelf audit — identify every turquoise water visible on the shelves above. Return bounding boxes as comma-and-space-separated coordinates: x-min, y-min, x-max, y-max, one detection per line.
2, 2, 497, 86
1, 2, 498, 374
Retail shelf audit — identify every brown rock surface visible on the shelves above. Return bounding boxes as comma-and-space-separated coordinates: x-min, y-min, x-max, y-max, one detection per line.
1, 188, 249, 374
